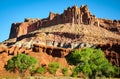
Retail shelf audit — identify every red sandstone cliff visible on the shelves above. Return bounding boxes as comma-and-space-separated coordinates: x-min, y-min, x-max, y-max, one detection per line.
9, 5, 120, 39
1, 4, 120, 69
9, 18, 42, 38
0, 5, 120, 77
0, 44, 71, 70
0, 43, 119, 71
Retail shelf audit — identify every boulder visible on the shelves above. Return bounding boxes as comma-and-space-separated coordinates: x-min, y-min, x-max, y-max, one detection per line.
8, 46, 15, 55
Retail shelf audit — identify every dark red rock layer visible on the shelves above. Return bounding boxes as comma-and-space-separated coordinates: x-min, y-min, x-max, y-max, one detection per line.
96, 43, 120, 67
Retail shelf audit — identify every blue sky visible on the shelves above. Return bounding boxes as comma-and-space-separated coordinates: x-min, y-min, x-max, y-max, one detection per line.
0, 0, 120, 42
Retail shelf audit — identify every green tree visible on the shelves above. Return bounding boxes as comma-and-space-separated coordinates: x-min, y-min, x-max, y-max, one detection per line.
48, 62, 61, 75
5, 54, 38, 77
66, 48, 118, 79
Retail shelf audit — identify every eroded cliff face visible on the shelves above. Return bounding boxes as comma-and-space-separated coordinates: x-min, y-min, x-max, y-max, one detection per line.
9, 5, 120, 39
43, 5, 96, 26
0, 44, 71, 70
9, 18, 42, 38
98, 18, 120, 34
0, 43, 119, 71
1, 5, 120, 72
8, 5, 97, 39
96, 43, 120, 67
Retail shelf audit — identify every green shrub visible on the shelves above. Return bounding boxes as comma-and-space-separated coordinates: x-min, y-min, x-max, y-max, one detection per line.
66, 48, 119, 79
35, 66, 46, 74
5, 54, 38, 77
48, 62, 61, 75
62, 67, 69, 76
71, 66, 79, 77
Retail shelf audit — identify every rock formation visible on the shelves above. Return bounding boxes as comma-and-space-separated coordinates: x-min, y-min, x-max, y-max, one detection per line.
9, 5, 96, 39
9, 5, 120, 39
96, 43, 120, 67
0, 44, 72, 70
0, 43, 119, 71
98, 18, 120, 34
0, 5, 120, 77
9, 18, 42, 38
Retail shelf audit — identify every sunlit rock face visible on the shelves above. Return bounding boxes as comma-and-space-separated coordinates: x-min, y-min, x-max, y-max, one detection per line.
9, 5, 120, 39
0, 5, 120, 71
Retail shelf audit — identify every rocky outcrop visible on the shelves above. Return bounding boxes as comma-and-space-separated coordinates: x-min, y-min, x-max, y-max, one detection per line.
42, 5, 96, 26
1, 5, 120, 78
33, 44, 72, 57
96, 43, 120, 67
0, 43, 119, 71
9, 5, 120, 39
9, 18, 42, 38
8, 32, 95, 49
0, 44, 72, 70
9, 5, 97, 39
1, 4, 120, 69
10, 30, 120, 48
98, 18, 120, 34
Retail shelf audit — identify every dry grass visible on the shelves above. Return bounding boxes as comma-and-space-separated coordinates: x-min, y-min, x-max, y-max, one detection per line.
0, 71, 119, 79
1, 76, 120, 79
